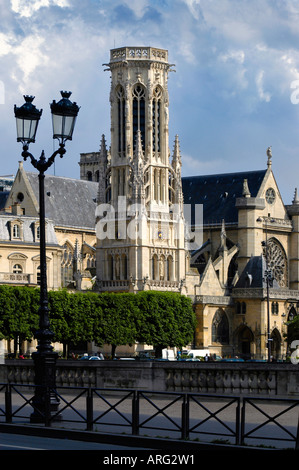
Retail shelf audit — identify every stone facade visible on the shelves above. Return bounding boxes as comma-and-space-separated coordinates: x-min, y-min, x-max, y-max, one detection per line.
1, 46, 299, 361
89, 47, 191, 295
79, 47, 299, 361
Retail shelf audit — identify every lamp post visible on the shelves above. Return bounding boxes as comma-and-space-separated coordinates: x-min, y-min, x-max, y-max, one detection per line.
14, 92, 79, 422
257, 216, 274, 363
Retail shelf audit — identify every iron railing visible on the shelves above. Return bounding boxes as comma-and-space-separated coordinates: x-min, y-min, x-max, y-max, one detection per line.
0, 383, 298, 449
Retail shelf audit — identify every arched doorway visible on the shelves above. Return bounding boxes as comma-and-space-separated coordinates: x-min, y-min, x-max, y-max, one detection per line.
236, 325, 254, 359
270, 328, 282, 360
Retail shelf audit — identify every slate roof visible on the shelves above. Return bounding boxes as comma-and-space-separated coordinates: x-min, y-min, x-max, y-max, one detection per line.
234, 255, 280, 289
182, 169, 267, 225
0, 215, 58, 245
0, 191, 10, 211
26, 173, 98, 230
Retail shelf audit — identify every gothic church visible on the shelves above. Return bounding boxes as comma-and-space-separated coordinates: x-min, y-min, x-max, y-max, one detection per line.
79, 47, 299, 360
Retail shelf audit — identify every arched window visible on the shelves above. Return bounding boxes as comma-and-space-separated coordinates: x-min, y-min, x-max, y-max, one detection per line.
132, 84, 145, 151
152, 254, 158, 280
61, 243, 74, 287
152, 86, 162, 153
87, 171, 92, 181
167, 255, 173, 281
263, 238, 288, 287
13, 264, 22, 274
108, 254, 113, 280
116, 86, 126, 156
212, 309, 229, 344
121, 254, 128, 280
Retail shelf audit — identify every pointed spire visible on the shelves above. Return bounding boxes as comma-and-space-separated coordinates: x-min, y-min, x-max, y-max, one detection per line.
99, 134, 107, 159
293, 188, 299, 205
242, 178, 251, 198
134, 130, 144, 165
172, 135, 182, 172
129, 130, 145, 203
220, 219, 227, 250
267, 146, 272, 168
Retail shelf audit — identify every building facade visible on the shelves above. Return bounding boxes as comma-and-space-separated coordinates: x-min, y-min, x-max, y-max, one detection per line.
89, 47, 193, 295
1, 46, 298, 360
2, 161, 98, 291
79, 46, 299, 360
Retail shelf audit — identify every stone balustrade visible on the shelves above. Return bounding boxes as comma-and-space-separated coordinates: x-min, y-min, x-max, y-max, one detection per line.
1, 360, 298, 397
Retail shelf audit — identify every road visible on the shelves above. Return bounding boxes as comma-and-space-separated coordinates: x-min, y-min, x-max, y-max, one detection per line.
0, 432, 145, 450
1, 389, 298, 450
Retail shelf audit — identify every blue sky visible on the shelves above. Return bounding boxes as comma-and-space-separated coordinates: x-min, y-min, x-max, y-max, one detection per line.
1, 0, 299, 203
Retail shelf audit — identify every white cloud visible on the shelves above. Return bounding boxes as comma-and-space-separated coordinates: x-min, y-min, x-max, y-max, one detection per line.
220, 50, 245, 64
13, 35, 49, 87
10, 0, 69, 17
256, 70, 271, 102
183, 0, 202, 20
0, 33, 14, 57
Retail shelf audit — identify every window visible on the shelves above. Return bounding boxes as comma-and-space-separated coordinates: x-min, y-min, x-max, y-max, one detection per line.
271, 302, 279, 315
167, 255, 173, 281
152, 254, 158, 280
13, 224, 20, 238
121, 254, 128, 280
236, 301, 246, 314
116, 86, 126, 156
61, 243, 74, 287
37, 265, 41, 285
152, 86, 162, 153
132, 84, 145, 151
212, 309, 229, 344
13, 264, 22, 274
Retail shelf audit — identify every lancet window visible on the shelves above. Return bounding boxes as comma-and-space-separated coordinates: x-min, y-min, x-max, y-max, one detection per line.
152, 86, 162, 154
116, 86, 126, 156
132, 84, 145, 151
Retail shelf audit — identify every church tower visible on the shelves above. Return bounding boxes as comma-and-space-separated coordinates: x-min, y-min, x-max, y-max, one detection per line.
95, 47, 187, 292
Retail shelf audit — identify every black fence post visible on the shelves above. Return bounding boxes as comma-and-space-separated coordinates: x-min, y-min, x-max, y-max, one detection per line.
295, 413, 299, 450
235, 397, 241, 445
240, 397, 246, 445
181, 394, 189, 440
86, 387, 93, 431
45, 387, 51, 427
132, 391, 139, 435
5, 384, 12, 424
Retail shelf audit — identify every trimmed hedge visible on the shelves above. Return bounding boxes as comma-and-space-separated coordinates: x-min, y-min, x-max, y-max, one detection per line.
0, 286, 196, 356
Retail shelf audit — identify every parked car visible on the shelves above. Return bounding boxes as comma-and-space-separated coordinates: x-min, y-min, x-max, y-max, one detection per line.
220, 357, 244, 362
79, 355, 103, 361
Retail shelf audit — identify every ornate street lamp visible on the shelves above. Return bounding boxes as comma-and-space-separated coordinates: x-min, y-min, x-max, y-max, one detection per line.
257, 216, 274, 363
14, 92, 79, 422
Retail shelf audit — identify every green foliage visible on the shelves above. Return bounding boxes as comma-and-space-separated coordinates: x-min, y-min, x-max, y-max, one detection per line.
135, 291, 196, 355
0, 286, 196, 354
0, 286, 39, 342
285, 315, 299, 344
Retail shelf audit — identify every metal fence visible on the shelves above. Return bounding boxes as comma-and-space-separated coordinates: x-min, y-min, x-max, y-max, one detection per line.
0, 383, 299, 449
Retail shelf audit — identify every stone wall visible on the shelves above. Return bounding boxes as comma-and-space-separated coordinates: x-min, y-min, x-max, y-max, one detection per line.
1, 360, 298, 397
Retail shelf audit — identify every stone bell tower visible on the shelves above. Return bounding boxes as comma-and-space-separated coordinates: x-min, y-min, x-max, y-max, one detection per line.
95, 46, 187, 292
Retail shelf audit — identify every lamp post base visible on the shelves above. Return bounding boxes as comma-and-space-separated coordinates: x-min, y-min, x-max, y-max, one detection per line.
30, 350, 61, 423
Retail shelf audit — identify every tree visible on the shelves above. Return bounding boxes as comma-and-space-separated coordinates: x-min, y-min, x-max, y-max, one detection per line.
99, 292, 138, 357
135, 291, 196, 357
285, 315, 299, 346
0, 286, 39, 354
